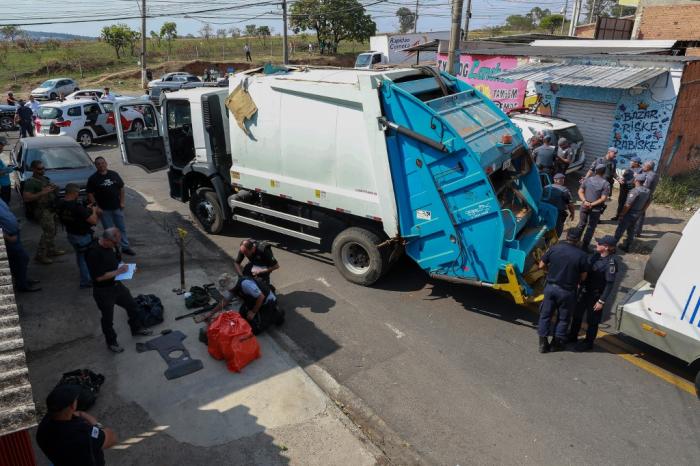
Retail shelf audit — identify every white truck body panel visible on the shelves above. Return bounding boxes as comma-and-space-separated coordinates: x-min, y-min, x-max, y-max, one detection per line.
365, 32, 450, 67
228, 69, 405, 237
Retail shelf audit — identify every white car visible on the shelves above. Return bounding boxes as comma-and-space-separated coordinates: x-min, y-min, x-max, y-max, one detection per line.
65, 89, 128, 102
509, 112, 586, 173
30, 78, 80, 101
35, 100, 145, 147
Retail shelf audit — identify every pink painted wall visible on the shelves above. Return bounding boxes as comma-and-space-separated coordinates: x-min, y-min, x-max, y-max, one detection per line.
437, 54, 528, 111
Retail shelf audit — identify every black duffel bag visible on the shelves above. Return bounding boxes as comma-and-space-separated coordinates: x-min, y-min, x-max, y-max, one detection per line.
135, 294, 165, 327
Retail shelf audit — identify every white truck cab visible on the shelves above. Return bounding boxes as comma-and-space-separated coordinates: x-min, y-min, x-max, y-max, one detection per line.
616, 210, 700, 397
354, 51, 388, 69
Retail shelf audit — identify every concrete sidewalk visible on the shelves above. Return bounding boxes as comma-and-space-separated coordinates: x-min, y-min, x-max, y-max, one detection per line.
15, 187, 382, 465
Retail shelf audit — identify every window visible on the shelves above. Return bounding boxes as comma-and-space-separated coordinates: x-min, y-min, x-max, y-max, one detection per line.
166, 100, 192, 130
371, 54, 382, 64
101, 102, 114, 113
83, 104, 101, 114
37, 107, 62, 119
67, 106, 82, 117
26, 146, 93, 169
186, 76, 200, 82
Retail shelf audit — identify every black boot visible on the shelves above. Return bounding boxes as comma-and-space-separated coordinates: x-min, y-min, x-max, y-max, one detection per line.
550, 338, 566, 352
538, 336, 550, 354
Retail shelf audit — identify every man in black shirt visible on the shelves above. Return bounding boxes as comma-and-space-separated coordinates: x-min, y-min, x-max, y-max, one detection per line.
87, 157, 134, 255
36, 384, 117, 466
15, 99, 35, 138
85, 228, 152, 353
234, 239, 280, 285
57, 183, 100, 288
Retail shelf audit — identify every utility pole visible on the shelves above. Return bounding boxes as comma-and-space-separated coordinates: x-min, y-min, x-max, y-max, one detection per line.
568, 0, 582, 36
588, 0, 598, 24
414, 0, 419, 33
560, 0, 569, 36
282, 0, 289, 64
140, 0, 147, 89
462, 0, 472, 41
447, 0, 464, 75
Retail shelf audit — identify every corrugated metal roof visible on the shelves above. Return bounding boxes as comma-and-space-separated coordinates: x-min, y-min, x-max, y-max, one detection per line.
0, 232, 37, 436
493, 63, 668, 88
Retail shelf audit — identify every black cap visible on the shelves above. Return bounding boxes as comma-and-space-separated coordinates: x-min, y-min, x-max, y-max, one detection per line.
596, 235, 617, 247
46, 385, 81, 413
566, 226, 582, 242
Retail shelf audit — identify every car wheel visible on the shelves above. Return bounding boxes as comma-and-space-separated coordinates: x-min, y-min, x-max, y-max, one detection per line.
74, 87, 79, 92
77, 130, 93, 148
331, 227, 387, 286
0, 115, 13, 130
190, 187, 224, 234
50, 92, 57, 101
130, 119, 144, 132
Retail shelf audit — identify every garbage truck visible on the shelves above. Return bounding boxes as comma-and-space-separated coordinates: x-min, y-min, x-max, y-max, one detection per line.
114, 66, 557, 304
616, 211, 700, 397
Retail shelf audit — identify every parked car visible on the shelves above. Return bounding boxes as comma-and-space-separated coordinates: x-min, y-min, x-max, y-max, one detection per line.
0, 104, 17, 130
10, 136, 95, 218
30, 78, 80, 101
147, 73, 203, 105
65, 89, 128, 102
35, 100, 145, 147
509, 111, 586, 173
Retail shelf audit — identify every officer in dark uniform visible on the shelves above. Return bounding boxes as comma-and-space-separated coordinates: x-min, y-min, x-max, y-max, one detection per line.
543, 172, 575, 237
611, 156, 642, 221
577, 164, 611, 251
634, 160, 659, 237
532, 135, 556, 177
537, 227, 589, 353
233, 239, 280, 285
568, 235, 619, 351
554, 137, 573, 176
585, 147, 618, 188
614, 173, 650, 252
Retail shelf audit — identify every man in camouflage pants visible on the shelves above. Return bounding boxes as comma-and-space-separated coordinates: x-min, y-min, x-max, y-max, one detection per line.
22, 160, 65, 264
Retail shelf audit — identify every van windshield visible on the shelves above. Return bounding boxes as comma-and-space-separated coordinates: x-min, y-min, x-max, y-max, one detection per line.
355, 54, 372, 67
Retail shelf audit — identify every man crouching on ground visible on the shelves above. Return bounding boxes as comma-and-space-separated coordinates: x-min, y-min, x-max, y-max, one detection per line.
213, 272, 285, 334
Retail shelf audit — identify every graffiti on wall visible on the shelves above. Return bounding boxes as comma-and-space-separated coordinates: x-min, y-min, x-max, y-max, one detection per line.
437, 54, 528, 111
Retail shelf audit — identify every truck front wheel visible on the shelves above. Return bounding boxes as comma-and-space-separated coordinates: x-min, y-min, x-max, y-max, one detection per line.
190, 187, 224, 234
332, 227, 386, 286
695, 367, 700, 400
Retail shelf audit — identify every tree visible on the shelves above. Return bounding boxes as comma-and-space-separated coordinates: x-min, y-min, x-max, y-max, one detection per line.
150, 30, 161, 48
101, 24, 136, 59
256, 26, 271, 46
244, 24, 257, 37
526, 7, 551, 26
128, 30, 141, 56
199, 23, 213, 39
216, 28, 227, 39
540, 14, 564, 34
505, 15, 534, 31
0, 25, 21, 43
395, 7, 416, 34
62, 46, 84, 78
290, 0, 376, 53
160, 22, 177, 55
228, 27, 241, 38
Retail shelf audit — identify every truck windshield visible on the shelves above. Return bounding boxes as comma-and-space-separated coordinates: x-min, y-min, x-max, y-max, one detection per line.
355, 54, 372, 67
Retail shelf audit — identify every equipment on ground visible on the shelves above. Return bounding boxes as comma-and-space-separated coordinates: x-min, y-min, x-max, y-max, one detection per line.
175, 302, 217, 321
136, 330, 204, 380
134, 294, 165, 327
54, 369, 105, 411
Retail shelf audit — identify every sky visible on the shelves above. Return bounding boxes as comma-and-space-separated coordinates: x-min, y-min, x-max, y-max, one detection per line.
1, 0, 583, 38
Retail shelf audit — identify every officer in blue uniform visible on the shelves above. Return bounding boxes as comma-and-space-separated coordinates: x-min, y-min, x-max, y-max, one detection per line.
634, 160, 659, 237
537, 227, 589, 353
543, 172, 575, 237
611, 156, 642, 221
577, 164, 611, 251
614, 173, 650, 252
533, 135, 556, 177
585, 147, 618, 188
568, 235, 619, 351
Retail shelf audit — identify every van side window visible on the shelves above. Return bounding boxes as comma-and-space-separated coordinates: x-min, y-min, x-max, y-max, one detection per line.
372, 54, 382, 64
67, 106, 82, 117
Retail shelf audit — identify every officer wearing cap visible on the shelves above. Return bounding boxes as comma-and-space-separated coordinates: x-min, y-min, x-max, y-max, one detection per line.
634, 160, 659, 237
612, 156, 642, 221
537, 227, 589, 353
529, 130, 544, 150
36, 385, 117, 465
614, 173, 650, 252
532, 134, 556, 176
577, 163, 611, 250
543, 172, 575, 237
568, 235, 619, 351
586, 147, 618, 188
555, 137, 573, 176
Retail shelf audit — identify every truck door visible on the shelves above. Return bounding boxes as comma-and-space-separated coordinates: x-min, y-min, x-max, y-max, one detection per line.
115, 101, 169, 172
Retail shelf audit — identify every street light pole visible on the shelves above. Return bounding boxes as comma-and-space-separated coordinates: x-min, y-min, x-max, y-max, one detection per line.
414, 0, 419, 33
282, 0, 289, 64
462, 0, 472, 41
447, 0, 464, 75
560, 0, 568, 36
141, 0, 147, 89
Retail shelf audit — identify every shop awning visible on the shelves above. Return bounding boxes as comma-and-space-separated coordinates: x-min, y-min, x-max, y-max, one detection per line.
492, 63, 668, 89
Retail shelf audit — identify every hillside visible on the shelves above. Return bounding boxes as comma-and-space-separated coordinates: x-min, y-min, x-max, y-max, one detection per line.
23, 30, 96, 41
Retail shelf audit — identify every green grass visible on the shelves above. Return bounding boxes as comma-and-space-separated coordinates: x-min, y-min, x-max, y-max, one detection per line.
654, 171, 700, 209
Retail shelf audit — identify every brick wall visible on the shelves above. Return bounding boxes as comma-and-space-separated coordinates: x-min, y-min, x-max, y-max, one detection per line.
659, 61, 700, 175
638, 4, 700, 39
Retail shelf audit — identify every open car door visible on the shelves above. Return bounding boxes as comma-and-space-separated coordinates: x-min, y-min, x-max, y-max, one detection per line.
115, 101, 169, 173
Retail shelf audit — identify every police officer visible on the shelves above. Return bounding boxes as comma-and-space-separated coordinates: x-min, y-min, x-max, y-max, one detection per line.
568, 235, 619, 351
634, 160, 659, 238
585, 147, 618, 188
555, 137, 573, 176
528, 130, 544, 151
577, 164, 611, 251
532, 135, 556, 177
233, 239, 280, 285
614, 173, 650, 252
611, 156, 642, 221
216, 272, 285, 334
22, 160, 65, 264
543, 172, 575, 237
537, 227, 589, 353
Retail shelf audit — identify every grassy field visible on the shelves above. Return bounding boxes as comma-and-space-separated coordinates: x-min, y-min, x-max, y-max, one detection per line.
0, 36, 368, 94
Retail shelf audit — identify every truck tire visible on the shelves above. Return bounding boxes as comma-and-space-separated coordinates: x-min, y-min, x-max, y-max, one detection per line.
190, 187, 224, 234
695, 368, 700, 400
643, 232, 681, 286
332, 227, 386, 286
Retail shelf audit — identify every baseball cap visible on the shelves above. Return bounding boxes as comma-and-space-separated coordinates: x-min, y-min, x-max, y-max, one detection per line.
634, 173, 646, 182
64, 183, 80, 194
553, 173, 565, 180
566, 226, 582, 241
46, 384, 81, 413
217, 272, 238, 293
596, 235, 616, 247
630, 156, 642, 163
608, 147, 618, 154
595, 163, 606, 172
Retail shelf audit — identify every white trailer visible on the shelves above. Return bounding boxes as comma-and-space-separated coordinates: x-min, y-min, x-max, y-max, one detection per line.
355, 32, 450, 69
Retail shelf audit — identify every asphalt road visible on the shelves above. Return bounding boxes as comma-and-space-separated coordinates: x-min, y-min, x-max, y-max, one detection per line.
87, 139, 700, 466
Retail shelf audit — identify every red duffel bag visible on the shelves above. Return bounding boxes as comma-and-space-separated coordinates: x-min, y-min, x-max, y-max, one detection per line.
207, 311, 261, 372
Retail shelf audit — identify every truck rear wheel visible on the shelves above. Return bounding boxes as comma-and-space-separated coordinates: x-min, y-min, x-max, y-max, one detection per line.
332, 227, 386, 286
190, 187, 224, 234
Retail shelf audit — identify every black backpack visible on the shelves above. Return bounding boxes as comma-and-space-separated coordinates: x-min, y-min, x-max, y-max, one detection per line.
134, 294, 165, 327
56, 369, 105, 411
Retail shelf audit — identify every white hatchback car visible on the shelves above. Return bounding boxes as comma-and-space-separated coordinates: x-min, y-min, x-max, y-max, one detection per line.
509, 112, 587, 173
30, 78, 80, 101
65, 89, 127, 102
35, 100, 145, 147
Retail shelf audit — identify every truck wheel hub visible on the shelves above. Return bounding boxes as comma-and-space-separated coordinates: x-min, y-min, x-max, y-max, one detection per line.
341, 242, 370, 275
197, 200, 215, 224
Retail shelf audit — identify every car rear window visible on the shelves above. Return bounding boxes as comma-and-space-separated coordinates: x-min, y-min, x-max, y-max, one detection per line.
67, 106, 82, 117
37, 107, 62, 119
